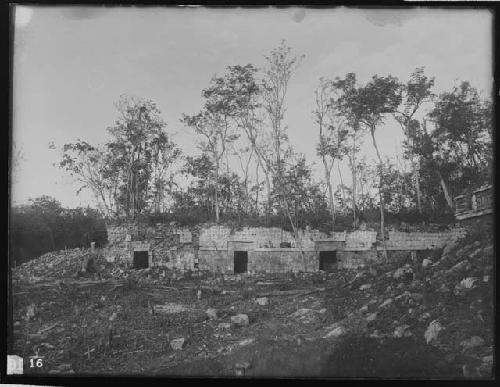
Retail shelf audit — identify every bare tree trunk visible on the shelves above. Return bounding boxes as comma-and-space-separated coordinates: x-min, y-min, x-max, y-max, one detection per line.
351, 159, 357, 228
350, 136, 358, 228
370, 129, 388, 261
283, 200, 307, 272
338, 165, 347, 210
322, 159, 335, 232
214, 160, 220, 223
437, 171, 454, 210
414, 158, 422, 214
410, 156, 422, 214
255, 162, 260, 213
47, 226, 56, 251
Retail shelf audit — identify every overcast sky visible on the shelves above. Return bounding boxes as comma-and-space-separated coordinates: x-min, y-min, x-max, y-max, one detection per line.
12, 6, 493, 208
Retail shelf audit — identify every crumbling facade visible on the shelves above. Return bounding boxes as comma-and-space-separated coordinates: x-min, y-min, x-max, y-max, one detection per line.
104, 222, 466, 274
454, 184, 493, 220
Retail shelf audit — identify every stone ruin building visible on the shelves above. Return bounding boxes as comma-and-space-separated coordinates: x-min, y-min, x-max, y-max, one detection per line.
104, 222, 467, 274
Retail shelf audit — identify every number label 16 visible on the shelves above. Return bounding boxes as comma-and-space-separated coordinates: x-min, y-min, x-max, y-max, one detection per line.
29, 357, 43, 368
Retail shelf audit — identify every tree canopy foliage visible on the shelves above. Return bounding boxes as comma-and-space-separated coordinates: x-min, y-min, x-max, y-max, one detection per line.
47, 42, 491, 236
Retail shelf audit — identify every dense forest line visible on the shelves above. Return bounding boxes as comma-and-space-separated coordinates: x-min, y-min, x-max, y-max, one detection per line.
10, 196, 107, 265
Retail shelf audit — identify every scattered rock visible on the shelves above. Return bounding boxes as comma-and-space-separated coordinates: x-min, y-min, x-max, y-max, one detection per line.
379, 298, 393, 308
393, 266, 414, 281
28, 332, 47, 341
409, 279, 423, 291
26, 304, 36, 320
234, 361, 252, 376
231, 314, 249, 326
206, 308, 218, 320
323, 326, 346, 339
238, 338, 255, 346
458, 277, 478, 289
57, 363, 73, 372
155, 303, 188, 314
369, 330, 383, 339
424, 320, 443, 344
290, 308, 318, 324
170, 337, 185, 350
460, 336, 485, 351
442, 239, 459, 258
255, 297, 269, 306
478, 354, 494, 376
448, 260, 469, 274
462, 364, 478, 378
393, 325, 411, 338
469, 248, 482, 260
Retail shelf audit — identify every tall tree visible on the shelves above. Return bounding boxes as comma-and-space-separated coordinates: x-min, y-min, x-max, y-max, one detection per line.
353, 75, 402, 259
313, 77, 348, 231
394, 67, 435, 214
333, 73, 365, 228
59, 95, 179, 219
262, 41, 304, 183
428, 81, 492, 183
59, 141, 119, 217
107, 96, 172, 218
182, 74, 240, 223
406, 82, 492, 211
261, 41, 307, 266
216, 64, 271, 215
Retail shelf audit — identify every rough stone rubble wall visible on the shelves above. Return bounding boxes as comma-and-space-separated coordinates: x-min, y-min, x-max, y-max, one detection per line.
104, 223, 194, 269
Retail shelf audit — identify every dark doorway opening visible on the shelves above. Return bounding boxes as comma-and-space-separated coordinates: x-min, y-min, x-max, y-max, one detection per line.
234, 251, 248, 273
133, 251, 149, 269
319, 251, 337, 272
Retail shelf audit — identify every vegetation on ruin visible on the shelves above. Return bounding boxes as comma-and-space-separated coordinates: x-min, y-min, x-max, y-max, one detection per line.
10, 41, 492, 262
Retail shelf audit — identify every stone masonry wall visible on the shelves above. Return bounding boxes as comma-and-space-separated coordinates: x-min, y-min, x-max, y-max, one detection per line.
199, 226, 328, 250
198, 249, 230, 273
345, 231, 377, 250
105, 222, 194, 269
385, 229, 466, 250
338, 250, 378, 269
250, 249, 317, 273
198, 248, 318, 273
105, 222, 466, 272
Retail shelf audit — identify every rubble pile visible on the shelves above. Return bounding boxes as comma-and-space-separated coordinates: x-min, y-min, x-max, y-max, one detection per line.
13, 248, 105, 282
322, 226, 494, 378
10, 220, 493, 378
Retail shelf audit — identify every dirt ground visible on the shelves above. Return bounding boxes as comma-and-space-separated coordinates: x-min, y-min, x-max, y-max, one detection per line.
10, 223, 494, 379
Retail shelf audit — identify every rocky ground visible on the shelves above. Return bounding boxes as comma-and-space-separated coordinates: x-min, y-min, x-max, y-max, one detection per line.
11, 220, 494, 378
